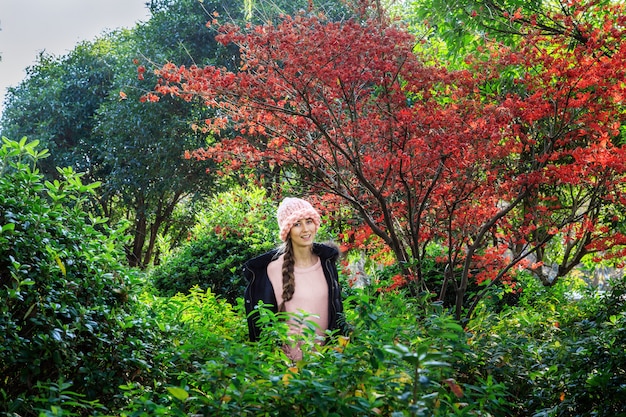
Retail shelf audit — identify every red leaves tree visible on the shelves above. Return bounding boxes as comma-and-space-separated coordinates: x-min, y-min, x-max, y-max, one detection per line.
149, 0, 626, 320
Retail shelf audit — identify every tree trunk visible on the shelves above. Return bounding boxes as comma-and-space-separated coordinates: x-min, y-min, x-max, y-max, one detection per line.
129, 215, 146, 267
141, 191, 184, 267
128, 196, 147, 268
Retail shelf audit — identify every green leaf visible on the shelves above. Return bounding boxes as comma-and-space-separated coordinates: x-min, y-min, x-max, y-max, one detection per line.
1, 223, 16, 233
167, 386, 189, 401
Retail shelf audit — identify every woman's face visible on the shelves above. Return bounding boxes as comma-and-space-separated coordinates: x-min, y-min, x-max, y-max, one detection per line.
289, 217, 317, 247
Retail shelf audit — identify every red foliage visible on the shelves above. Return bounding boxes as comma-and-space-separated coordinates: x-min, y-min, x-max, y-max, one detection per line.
149, 0, 626, 319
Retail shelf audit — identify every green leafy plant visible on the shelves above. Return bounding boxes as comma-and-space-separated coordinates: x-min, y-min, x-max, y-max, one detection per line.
150, 186, 277, 303
0, 137, 167, 415
115, 285, 513, 416
463, 273, 626, 416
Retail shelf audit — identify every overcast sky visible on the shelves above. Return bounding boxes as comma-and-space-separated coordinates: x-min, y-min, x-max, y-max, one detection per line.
0, 0, 152, 116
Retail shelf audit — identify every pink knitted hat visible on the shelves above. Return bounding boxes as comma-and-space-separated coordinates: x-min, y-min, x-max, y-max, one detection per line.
277, 197, 321, 241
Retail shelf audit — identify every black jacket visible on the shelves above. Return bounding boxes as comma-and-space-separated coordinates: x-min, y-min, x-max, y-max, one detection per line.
243, 243, 347, 342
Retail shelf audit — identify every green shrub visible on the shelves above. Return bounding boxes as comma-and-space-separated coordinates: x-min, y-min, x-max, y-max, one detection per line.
150, 186, 277, 303
115, 286, 512, 416
146, 286, 248, 363
0, 138, 166, 415
464, 274, 626, 416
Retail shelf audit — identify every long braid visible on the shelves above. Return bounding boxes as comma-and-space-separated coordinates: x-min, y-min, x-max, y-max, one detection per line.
279, 239, 295, 312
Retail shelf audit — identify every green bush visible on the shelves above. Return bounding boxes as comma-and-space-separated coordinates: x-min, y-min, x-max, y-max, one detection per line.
0, 138, 166, 415
146, 286, 248, 363
150, 186, 277, 303
463, 274, 626, 416
116, 287, 511, 416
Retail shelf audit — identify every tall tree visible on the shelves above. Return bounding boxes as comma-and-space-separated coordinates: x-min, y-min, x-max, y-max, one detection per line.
148, 0, 626, 319
92, 0, 243, 267
406, 0, 622, 64
0, 38, 118, 181
0, 0, 246, 267
405, 0, 626, 286
242, 0, 352, 23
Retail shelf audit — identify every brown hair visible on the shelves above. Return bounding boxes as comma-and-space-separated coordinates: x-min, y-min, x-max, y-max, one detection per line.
278, 238, 295, 312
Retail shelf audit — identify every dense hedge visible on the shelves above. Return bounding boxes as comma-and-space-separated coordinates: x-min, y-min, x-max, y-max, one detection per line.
112, 287, 499, 417
0, 138, 166, 415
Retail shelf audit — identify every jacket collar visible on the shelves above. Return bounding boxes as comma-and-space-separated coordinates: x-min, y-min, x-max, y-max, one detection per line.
245, 242, 339, 271
312, 242, 339, 260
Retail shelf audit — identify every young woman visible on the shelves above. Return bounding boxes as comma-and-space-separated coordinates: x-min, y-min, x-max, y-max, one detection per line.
243, 197, 347, 360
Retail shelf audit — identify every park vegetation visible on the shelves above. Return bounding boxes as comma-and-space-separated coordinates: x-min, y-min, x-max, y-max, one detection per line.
1, 0, 625, 416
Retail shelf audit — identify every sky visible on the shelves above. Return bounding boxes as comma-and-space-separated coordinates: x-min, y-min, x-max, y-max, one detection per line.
0, 0, 152, 116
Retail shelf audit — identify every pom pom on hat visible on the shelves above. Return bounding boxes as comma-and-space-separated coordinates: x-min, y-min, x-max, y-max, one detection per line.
277, 197, 321, 241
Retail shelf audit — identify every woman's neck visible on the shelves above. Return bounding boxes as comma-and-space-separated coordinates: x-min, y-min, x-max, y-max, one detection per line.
292, 245, 317, 268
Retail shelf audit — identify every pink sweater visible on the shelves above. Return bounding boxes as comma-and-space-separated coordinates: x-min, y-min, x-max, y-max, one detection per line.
267, 254, 329, 360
